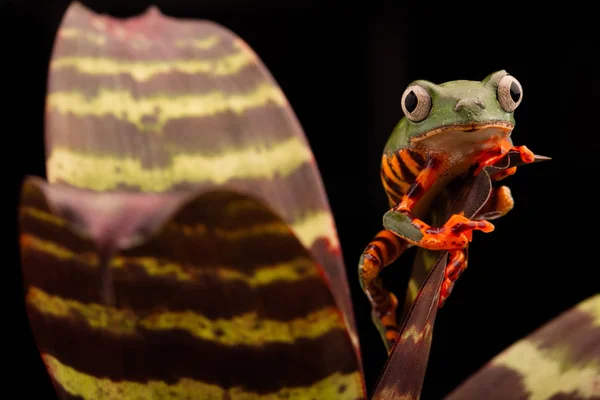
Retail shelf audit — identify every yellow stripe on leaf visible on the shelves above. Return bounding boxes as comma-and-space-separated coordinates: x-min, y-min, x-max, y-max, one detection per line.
27, 287, 137, 336
211, 221, 290, 240
577, 294, 600, 326
175, 36, 220, 49
59, 28, 106, 46
21, 234, 96, 265
21, 234, 318, 287
111, 256, 320, 286
290, 211, 340, 252
50, 41, 255, 81
27, 287, 345, 346
47, 83, 286, 132
492, 339, 600, 400
215, 202, 340, 252
22, 205, 337, 258
400, 323, 432, 345
406, 278, 420, 302
46, 136, 312, 191
44, 353, 364, 400
20, 206, 66, 227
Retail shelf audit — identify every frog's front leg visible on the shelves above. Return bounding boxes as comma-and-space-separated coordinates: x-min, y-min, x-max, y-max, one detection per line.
383, 155, 495, 250
358, 229, 409, 351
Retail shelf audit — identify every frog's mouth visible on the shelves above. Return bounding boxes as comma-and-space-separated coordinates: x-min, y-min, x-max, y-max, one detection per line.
410, 121, 515, 144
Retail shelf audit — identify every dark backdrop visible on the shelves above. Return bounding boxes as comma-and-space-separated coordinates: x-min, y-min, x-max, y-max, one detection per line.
2, 1, 598, 399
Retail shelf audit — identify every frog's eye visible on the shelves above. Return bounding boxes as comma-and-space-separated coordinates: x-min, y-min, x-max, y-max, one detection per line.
401, 85, 432, 122
497, 75, 523, 112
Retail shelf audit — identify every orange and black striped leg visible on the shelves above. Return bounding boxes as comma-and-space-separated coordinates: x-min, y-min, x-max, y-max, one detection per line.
358, 229, 409, 351
384, 156, 494, 250
439, 248, 468, 308
474, 185, 515, 220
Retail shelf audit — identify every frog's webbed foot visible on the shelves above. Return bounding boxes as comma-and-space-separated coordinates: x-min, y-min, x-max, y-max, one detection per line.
383, 210, 494, 251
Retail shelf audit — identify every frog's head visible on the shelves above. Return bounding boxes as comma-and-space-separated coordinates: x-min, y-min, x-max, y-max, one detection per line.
385, 70, 522, 153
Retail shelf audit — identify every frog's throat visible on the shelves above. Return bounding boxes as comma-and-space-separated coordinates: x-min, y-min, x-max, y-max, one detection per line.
409, 121, 514, 144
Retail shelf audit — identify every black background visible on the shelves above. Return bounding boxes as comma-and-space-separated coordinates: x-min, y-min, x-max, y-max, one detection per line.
2, 1, 598, 399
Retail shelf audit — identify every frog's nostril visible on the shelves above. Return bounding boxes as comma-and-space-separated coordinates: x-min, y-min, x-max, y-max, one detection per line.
455, 98, 486, 111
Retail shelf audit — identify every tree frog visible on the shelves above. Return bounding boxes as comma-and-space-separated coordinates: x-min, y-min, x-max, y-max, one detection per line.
358, 70, 536, 350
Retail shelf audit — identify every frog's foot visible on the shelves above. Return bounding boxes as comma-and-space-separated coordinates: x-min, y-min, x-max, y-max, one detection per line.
439, 249, 468, 308
475, 145, 535, 175
410, 213, 494, 251
359, 248, 401, 350
474, 185, 514, 220
489, 166, 517, 182
372, 292, 400, 350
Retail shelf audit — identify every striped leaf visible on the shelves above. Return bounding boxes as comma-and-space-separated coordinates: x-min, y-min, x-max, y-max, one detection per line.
19, 2, 365, 399
20, 179, 365, 399
447, 294, 600, 400
44, 1, 357, 342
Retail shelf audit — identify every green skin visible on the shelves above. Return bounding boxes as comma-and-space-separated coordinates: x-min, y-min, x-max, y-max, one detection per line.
385, 70, 516, 149
382, 70, 522, 241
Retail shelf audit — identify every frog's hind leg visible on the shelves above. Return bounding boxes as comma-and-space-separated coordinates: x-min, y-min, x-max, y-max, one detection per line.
439, 248, 468, 307
359, 229, 409, 351
475, 185, 514, 220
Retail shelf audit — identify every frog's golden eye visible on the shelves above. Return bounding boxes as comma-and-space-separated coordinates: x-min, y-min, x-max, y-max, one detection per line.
401, 85, 432, 122
497, 75, 523, 112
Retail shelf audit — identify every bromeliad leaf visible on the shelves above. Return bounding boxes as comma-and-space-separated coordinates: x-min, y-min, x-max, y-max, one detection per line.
369, 251, 447, 400
371, 168, 494, 400
20, 180, 365, 399
45, 1, 357, 344
446, 294, 600, 400
20, 2, 366, 399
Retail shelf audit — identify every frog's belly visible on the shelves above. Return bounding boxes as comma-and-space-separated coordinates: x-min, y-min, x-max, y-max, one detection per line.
418, 126, 512, 161
411, 174, 461, 221
411, 126, 512, 220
